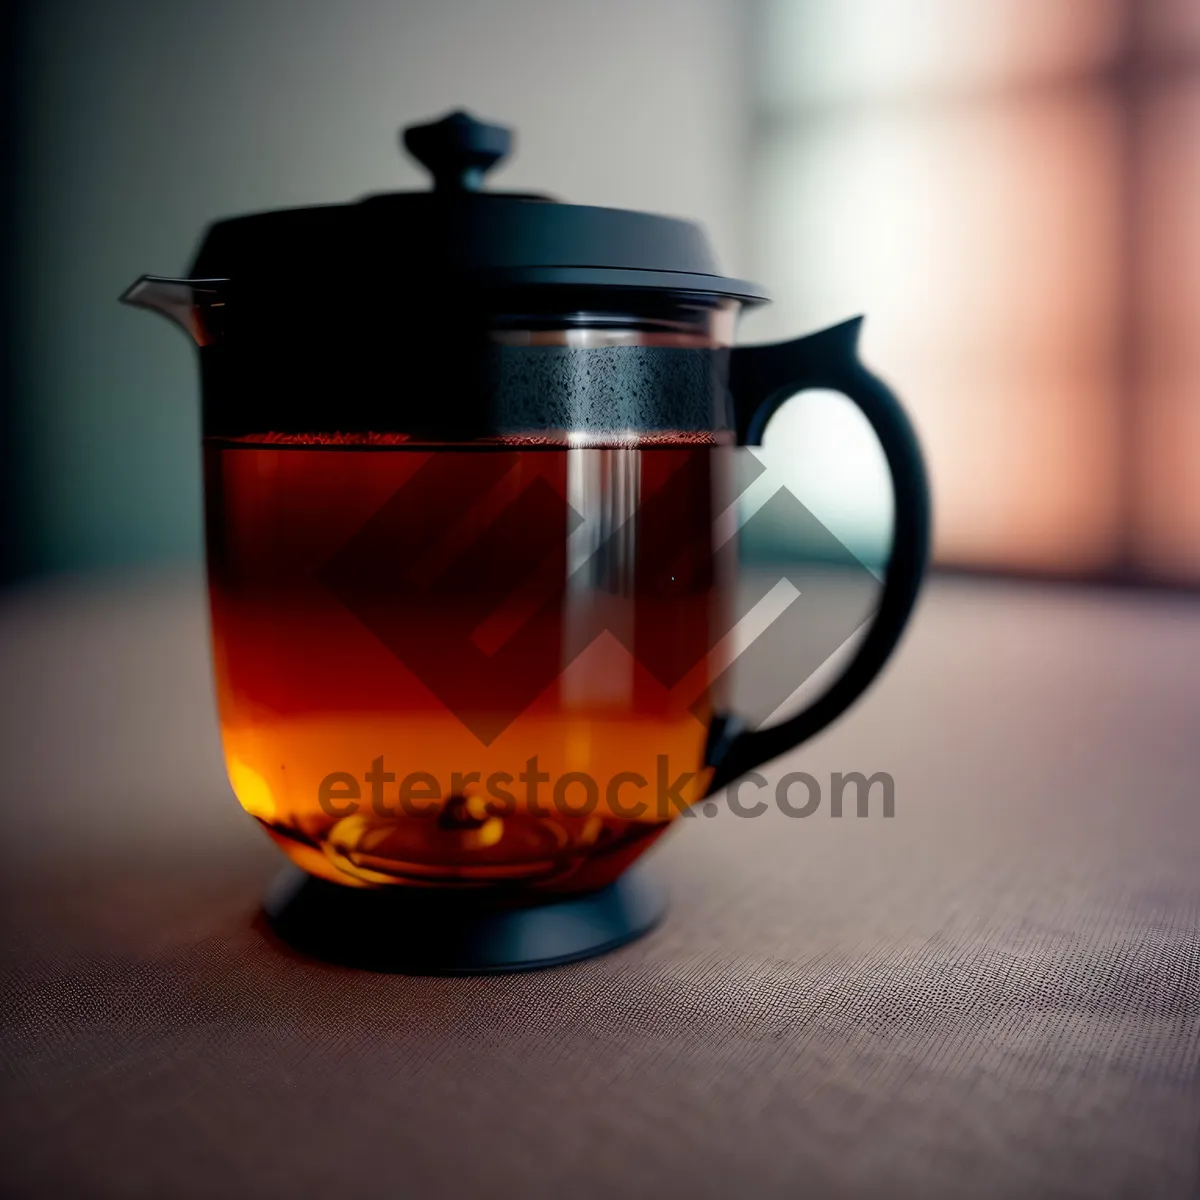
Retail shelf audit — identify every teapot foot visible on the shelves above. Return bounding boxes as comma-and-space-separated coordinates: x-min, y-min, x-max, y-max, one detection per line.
262, 862, 666, 974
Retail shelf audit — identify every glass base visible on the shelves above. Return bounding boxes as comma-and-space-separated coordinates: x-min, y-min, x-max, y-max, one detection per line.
262, 862, 667, 974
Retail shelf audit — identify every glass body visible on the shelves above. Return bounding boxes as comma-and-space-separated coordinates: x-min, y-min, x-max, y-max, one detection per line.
203, 299, 740, 893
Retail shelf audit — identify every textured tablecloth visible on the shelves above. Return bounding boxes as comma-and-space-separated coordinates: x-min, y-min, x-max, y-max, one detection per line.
0, 572, 1197, 1198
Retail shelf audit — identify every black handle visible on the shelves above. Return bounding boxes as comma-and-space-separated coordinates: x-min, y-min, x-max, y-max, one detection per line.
706, 316, 931, 792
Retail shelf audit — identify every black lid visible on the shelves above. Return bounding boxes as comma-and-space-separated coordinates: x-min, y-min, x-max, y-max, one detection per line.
189, 110, 768, 305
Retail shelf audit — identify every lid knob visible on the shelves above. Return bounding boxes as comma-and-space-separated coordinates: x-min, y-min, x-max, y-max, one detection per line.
402, 110, 512, 193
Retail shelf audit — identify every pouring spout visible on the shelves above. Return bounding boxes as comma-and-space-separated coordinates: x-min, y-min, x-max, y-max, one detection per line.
120, 276, 228, 344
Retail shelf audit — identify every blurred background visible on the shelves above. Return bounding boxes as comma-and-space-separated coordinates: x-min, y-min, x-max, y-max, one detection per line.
1, 0, 1198, 587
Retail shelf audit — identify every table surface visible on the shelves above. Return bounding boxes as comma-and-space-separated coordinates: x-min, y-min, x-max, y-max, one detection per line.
1, 571, 1198, 1199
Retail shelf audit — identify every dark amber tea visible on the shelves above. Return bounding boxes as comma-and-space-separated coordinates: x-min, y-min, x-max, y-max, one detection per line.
204, 436, 730, 893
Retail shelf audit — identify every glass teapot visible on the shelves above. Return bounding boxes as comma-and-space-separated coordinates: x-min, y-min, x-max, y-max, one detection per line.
123, 111, 929, 970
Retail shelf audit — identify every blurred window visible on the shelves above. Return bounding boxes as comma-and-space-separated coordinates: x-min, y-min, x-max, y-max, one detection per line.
749, 0, 1200, 582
